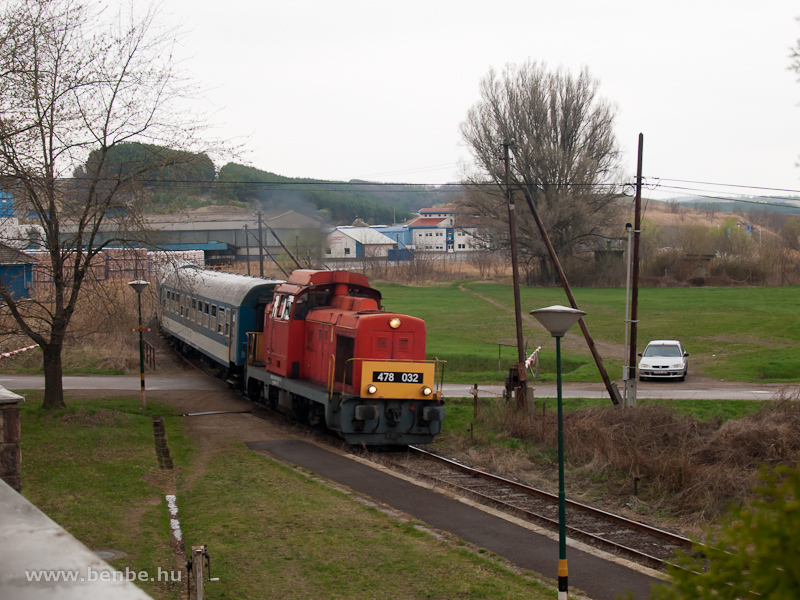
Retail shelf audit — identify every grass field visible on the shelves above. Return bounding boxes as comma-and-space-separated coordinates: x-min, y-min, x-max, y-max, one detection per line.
19, 395, 190, 599
377, 282, 800, 384
4, 282, 798, 385
19, 394, 554, 600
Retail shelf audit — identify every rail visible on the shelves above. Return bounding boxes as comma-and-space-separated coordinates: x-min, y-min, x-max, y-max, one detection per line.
407, 445, 694, 569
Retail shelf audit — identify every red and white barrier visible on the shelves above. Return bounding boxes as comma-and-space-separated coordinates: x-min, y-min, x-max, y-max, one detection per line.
524, 346, 541, 369
1, 344, 40, 359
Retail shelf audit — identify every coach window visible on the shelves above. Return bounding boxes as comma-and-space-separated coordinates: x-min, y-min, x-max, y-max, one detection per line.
192, 298, 197, 322
211, 305, 217, 331
218, 307, 225, 334
204, 302, 209, 328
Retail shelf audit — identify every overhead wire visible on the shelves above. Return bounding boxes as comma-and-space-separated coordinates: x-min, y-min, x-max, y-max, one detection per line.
84, 172, 800, 209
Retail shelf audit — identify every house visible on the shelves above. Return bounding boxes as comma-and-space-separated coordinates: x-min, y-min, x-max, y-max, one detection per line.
324, 227, 396, 259
406, 206, 479, 255
0, 243, 35, 299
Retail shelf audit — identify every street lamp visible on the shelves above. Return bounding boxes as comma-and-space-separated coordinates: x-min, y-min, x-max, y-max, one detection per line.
529, 304, 586, 600
128, 280, 149, 410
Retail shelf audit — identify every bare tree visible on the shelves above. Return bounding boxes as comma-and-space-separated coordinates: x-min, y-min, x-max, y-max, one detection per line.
0, 0, 213, 409
460, 61, 624, 284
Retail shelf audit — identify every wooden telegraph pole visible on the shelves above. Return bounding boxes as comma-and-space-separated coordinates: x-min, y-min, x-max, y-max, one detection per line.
504, 141, 528, 410
257, 212, 265, 278
626, 134, 644, 407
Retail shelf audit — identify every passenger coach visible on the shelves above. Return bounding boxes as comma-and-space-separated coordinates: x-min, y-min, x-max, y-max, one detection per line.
157, 264, 282, 380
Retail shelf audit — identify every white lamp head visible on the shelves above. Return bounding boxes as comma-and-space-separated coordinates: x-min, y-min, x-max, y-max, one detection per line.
529, 305, 586, 337
128, 280, 149, 295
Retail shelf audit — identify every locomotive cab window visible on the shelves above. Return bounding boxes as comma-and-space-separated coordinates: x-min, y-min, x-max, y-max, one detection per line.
281, 295, 294, 320
272, 295, 284, 319
293, 290, 330, 321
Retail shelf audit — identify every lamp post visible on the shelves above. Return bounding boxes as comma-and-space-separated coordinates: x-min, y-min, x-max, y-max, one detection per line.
529, 304, 586, 600
128, 280, 149, 410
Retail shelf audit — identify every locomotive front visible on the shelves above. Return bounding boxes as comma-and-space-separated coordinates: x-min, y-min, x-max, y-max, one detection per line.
255, 270, 445, 445
337, 310, 446, 444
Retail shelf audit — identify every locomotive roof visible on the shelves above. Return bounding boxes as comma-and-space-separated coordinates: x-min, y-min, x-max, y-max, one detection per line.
159, 264, 283, 305
286, 270, 370, 287
275, 269, 380, 299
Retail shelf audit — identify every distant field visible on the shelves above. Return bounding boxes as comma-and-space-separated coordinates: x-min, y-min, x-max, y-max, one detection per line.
376, 282, 800, 384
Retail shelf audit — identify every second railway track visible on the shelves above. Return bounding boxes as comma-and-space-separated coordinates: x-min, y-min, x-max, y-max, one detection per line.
372, 445, 695, 571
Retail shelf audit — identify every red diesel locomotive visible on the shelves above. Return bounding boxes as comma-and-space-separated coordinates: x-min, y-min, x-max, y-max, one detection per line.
244, 269, 445, 445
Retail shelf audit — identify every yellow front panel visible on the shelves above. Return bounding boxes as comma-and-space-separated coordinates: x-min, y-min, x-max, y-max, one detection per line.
360, 360, 436, 400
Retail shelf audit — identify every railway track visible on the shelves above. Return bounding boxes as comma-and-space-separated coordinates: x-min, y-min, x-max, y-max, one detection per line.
166, 336, 695, 571
375, 445, 695, 570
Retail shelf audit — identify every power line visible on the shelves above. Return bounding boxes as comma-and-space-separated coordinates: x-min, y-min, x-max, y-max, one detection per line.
653, 177, 800, 195
652, 185, 800, 210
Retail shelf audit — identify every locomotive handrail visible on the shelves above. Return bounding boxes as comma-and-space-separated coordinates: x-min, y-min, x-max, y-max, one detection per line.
327, 354, 336, 402
246, 332, 262, 365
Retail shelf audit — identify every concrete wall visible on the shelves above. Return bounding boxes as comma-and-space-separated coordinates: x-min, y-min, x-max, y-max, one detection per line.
0, 478, 154, 600
0, 401, 21, 491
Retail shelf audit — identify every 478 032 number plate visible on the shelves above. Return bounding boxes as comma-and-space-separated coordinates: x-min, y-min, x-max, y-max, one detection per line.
372, 371, 424, 383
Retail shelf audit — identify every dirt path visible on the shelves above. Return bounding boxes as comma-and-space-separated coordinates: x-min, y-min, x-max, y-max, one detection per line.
145, 387, 301, 490
457, 283, 625, 358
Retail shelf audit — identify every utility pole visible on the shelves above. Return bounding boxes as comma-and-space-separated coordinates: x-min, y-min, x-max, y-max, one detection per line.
260, 220, 302, 269
627, 134, 644, 408
257, 211, 265, 278
244, 225, 251, 276
245, 221, 288, 277
520, 187, 622, 406
504, 141, 528, 411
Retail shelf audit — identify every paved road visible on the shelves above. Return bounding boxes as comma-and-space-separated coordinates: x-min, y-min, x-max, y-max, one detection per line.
446, 381, 795, 401
1, 374, 793, 401
0, 374, 221, 392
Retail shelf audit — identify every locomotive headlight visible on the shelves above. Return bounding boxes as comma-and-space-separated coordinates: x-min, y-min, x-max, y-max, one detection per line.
420, 386, 433, 396
389, 317, 401, 329
366, 384, 378, 395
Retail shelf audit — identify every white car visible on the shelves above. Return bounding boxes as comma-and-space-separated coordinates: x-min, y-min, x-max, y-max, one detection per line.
638, 340, 689, 381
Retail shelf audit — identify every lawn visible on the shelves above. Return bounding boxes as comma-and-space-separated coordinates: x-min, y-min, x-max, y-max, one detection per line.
19, 394, 190, 599
376, 282, 800, 384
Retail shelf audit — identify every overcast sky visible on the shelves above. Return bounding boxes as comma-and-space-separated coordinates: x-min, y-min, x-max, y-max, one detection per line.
165, 1, 800, 201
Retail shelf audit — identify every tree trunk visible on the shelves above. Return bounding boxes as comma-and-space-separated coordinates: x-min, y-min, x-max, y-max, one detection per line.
42, 344, 66, 410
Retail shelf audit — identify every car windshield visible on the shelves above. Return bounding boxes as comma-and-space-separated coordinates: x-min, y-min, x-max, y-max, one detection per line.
643, 344, 682, 358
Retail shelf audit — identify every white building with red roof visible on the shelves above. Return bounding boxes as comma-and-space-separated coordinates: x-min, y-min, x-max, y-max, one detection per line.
406, 206, 479, 255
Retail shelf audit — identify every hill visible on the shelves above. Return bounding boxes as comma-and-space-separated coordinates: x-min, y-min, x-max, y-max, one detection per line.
212, 163, 462, 225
